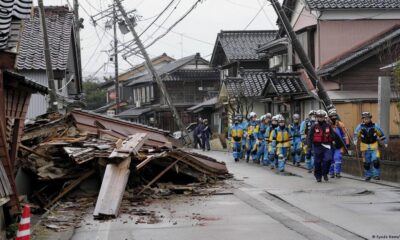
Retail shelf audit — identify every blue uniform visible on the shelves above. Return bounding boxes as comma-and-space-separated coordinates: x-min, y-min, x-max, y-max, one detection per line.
246, 120, 259, 162
329, 122, 346, 176
289, 123, 302, 165
270, 126, 292, 172
201, 124, 212, 151
301, 118, 315, 171
239, 121, 248, 159
228, 123, 244, 161
354, 122, 387, 178
263, 125, 276, 166
307, 121, 336, 181
255, 123, 269, 163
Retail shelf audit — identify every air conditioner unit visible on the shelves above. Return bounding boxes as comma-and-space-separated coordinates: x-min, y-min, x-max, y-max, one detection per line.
135, 100, 141, 108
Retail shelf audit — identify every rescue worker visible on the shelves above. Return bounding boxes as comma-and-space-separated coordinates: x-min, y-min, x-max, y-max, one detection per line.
328, 109, 349, 178
193, 117, 203, 149
201, 119, 212, 151
265, 115, 278, 166
270, 115, 292, 172
354, 112, 388, 181
307, 110, 337, 182
255, 114, 272, 164
239, 115, 247, 160
301, 110, 317, 172
289, 114, 302, 167
228, 116, 244, 162
246, 112, 259, 163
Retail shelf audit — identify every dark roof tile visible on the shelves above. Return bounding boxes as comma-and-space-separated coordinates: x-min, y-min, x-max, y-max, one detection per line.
305, 0, 400, 9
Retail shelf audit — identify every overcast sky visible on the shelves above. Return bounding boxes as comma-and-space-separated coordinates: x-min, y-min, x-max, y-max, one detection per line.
34, 0, 279, 80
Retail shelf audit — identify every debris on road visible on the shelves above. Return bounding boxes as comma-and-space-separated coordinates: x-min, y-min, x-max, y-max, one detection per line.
18, 109, 230, 222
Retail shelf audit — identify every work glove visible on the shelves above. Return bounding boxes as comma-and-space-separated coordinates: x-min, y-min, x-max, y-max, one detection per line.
384, 144, 388, 148
353, 139, 358, 146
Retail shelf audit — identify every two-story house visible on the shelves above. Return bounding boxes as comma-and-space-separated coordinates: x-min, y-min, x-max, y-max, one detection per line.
117, 53, 220, 132
258, 0, 400, 135
16, 6, 83, 119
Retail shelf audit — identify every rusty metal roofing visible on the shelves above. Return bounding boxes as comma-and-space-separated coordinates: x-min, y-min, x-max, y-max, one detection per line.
16, 6, 74, 70
71, 110, 181, 148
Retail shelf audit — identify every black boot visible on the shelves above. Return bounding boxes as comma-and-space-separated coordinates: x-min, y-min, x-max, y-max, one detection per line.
323, 175, 329, 182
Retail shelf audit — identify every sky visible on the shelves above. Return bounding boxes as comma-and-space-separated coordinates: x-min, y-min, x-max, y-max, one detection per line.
34, 0, 279, 80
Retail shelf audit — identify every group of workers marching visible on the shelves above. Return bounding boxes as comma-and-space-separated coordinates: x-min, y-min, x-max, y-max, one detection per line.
228, 109, 388, 182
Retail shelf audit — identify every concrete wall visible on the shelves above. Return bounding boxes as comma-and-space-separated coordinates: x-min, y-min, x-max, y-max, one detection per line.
342, 157, 400, 182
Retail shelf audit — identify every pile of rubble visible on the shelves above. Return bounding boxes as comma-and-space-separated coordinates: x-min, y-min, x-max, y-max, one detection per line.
18, 110, 229, 219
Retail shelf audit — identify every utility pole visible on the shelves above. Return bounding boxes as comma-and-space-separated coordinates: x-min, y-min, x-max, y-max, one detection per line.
73, 0, 83, 94
269, 0, 335, 112
113, 1, 120, 115
115, 0, 191, 145
38, 0, 58, 112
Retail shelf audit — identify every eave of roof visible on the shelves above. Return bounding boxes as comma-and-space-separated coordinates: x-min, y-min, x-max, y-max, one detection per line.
318, 25, 400, 77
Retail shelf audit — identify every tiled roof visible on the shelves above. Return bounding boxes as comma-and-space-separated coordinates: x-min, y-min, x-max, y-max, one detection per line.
0, 0, 32, 50
213, 30, 277, 62
16, 6, 74, 70
4, 71, 49, 94
318, 26, 400, 76
225, 70, 272, 97
163, 69, 219, 82
187, 97, 218, 112
305, 0, 400, 9
266, 72, 307, 96
117, 107, 152, 117
127, 54, 210, 86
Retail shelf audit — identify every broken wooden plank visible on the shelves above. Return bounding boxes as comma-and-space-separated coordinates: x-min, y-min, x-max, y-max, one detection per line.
93, 133, 148, 218
138, 159, 179, 195
19, 144, 52, 161
93, 158, 131, 218
136, 155, 155, 171
109, 133, 148, 159
44, 170, 95, 209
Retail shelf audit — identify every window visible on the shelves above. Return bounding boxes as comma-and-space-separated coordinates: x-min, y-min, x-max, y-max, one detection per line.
141, 87, 145, 103
150, 85, 154, 100
107, 110, 115, 117
146, 86, 150, 103
133, 88, 138, 102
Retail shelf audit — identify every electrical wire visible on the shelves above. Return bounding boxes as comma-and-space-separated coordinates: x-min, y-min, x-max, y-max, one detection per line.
123, 0, 205, 58
83, 30, 107, 70
138, 0, 176, 37
243, 1, 268, 30
257, 0, 277, 30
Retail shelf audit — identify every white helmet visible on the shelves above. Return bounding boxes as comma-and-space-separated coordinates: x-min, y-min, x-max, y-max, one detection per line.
277, 115, 285, 122
260, 115, 266, 121
309, 110, 317, 116
293, 114, 300, 120
316, 109, 327, 118
265, 113, 272, 119
249, 112, 257, 118
328, 108, 338, 117
271, 115, 279, 121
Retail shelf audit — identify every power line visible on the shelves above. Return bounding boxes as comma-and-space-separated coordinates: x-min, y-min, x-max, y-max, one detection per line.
138, 0, 176, 37
123, 0, 206, 58
142, 0, 183, 44
83, 30, 107, 70
257, 0, 277, 30
244, 1, 268, 30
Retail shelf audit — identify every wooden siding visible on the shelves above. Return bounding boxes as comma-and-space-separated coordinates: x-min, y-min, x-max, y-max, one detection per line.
330, 56, 391, 91
335, 102, 399, 136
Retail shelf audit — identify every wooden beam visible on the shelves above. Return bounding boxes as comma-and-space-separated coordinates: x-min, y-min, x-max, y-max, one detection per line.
44, 170, 95, 209
19, 144, 52, 161
138, 159, 179, 195
136, 155, 155, 171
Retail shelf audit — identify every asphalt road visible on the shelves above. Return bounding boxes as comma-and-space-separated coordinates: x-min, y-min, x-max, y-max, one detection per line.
71, 150, 400, 240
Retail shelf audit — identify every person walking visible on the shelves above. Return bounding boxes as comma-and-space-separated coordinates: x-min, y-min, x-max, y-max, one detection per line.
246, 112, 259, 163
228, 116, 244, 162
255, 113, 271, 164
354, 112, 388, 181
201, 119, 212, 151
289, 114, 302, 167
307, 110, 337, 182
328, 109, 349, 178
193, 117, 203, 149
270, 115, 292, 172
301, 110, 317, 173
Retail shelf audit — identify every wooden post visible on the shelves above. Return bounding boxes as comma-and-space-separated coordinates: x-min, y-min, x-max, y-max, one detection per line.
38, 0, 58, 112
378, 76, 391, 141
